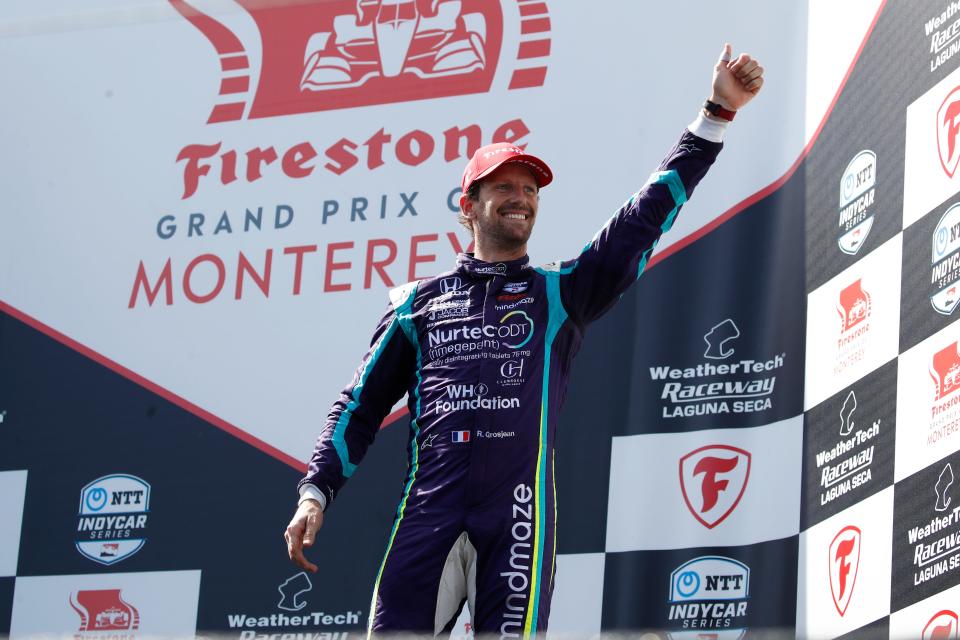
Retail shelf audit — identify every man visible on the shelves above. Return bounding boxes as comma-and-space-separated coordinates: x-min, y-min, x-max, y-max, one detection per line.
286, 43, 764, 637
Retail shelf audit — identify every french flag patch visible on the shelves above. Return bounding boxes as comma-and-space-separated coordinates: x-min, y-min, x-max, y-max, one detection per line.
452, 430, 471, 443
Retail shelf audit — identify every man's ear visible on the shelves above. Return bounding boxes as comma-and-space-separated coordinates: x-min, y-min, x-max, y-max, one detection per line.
459, 193, 474, 219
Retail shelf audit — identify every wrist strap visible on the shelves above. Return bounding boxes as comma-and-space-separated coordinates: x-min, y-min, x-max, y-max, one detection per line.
704, 99, 737, 121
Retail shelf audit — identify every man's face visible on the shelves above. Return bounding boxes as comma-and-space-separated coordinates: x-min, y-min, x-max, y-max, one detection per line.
461, 163, 539, 252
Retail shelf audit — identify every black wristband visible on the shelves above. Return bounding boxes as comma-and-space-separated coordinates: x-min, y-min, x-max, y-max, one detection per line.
703, 99, 737, 121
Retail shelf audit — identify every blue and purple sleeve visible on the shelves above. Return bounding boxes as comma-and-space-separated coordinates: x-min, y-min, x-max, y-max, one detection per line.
557, 127, 722, 326
298, 303, 416, 509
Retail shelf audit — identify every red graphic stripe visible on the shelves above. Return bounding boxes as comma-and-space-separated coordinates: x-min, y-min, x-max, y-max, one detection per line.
518, 39, 551, 59
647, 0, 888, 272
168, 0, 244, 54
208, 102, 246, 123
0, 300, 306, 472
509, 67, 548, 90
219, 76, 250, 95
519, 2, 548, 17
220, 55, 249, 72
520, 17, 551, 34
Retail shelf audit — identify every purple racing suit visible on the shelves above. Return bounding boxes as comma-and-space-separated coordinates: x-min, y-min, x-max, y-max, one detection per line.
300, 127, 722, 637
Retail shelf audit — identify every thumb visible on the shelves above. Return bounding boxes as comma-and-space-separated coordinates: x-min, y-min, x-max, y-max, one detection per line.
717, 42, 732, 67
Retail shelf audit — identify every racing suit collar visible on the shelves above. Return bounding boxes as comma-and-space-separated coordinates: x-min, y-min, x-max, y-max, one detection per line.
456, 253, 531, 279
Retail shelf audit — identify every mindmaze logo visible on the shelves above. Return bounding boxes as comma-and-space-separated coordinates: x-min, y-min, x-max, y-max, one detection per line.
649, 319, 784, 419
75, 474, 151, 565
837, 150, 876, 256
666, 555, 749, 639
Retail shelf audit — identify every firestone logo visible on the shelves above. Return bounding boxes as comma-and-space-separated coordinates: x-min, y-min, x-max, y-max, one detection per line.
931, 342, 960, 401
938, 86, 960, 178
828, 525, 861, 617
70, 589, 140, 634
837, 279, 871, 332
678, 445, 751, 529
170, 0, 551, 123
924, 610, 959, 640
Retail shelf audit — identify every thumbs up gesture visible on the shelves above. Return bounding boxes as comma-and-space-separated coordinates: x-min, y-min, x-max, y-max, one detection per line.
710, 43, 764, 111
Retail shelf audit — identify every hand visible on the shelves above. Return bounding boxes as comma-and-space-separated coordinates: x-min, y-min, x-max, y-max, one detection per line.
285, 499, 324, 573
709, 43, 764, 111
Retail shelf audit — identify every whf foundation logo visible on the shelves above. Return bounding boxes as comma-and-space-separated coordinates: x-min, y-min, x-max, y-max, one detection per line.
169, 0, 552, 123
828, 525, 861, 617
939, 86, 960, 179
924, 610, 959, 640
70, 589, 140, 635
679, 445, 751, 529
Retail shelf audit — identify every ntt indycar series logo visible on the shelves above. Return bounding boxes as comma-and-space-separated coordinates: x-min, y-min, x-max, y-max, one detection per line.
931, 203, 960, 315
666, 556, 749, 639
75, 474, 151, 565
648, 319, 785, 419
837, 151, 876, 255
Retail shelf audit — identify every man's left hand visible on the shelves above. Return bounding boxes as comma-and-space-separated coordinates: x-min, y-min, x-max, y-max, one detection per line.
710, 43, 764, 111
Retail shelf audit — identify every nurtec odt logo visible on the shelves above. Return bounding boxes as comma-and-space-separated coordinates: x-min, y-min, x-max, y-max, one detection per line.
666, 555, 749, 639
931, 203, 960, 315
649, 319, 784, 419
837, 150, 876, 255
75, 474, 151, 565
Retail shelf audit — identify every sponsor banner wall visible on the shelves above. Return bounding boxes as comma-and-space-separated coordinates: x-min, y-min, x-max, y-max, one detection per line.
9, 570, 201, 638
5, 0, 957, 637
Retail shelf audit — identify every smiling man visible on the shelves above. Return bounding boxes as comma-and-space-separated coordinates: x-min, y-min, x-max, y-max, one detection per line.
286, 43, 764, 638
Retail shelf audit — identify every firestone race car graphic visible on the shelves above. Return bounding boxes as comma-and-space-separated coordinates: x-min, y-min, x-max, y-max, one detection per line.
169, 0, 552, 122
70, 589, 140, 633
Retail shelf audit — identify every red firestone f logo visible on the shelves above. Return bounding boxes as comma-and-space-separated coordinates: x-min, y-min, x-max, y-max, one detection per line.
693, 456, 738, 513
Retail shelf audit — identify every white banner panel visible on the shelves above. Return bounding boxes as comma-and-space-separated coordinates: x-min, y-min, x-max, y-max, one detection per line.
905, 62, 960, 229
0, 0, 807, 464
804, 234, 902, 410
795, 487, 893, 639
896, 320, 960, 482
545, 553, 605, 639
0, 470, 28, 577
10, 570, 201, 639
606, 417, 802, 552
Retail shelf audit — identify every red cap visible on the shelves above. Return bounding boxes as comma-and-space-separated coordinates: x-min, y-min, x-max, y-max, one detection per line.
460, 143, 553, 193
